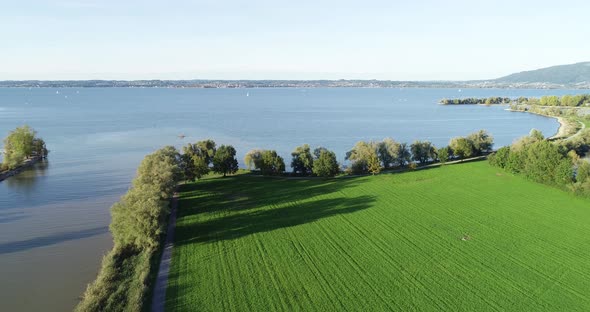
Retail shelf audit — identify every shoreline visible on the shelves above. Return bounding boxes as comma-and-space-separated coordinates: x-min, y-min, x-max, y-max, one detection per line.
0, 156, 43, 182
506, 108, 566, 139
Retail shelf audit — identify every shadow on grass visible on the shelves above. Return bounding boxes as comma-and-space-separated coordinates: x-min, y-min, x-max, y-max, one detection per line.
174, 176, 375, 245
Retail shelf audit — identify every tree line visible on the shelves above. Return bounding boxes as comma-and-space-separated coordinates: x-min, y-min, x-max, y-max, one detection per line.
441, 94, 590, 107
489, 129, 590, 196
77, 140, 240, 311
240, 130, 493, 177
1, 125, 48, 171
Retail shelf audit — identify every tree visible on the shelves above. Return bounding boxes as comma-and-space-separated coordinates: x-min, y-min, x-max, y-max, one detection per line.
449, 137, 475, 159
312, 149, 340, 177
260, 150, 285, 175
212, 145, 239, 177
437, 146, 450, 164
489, 146, 511, 168
346, 141, 380, 174
291, 144, 314, 176
377, 138, 402, 169
245, 149, 285, 175
244, 149, 263, 170
523, 141, 573, 185
2, 125, 45, 169
410, 140, 436, 164
396, 142, 412, 167
313, 147, 329, 159
134, 146, 181, 199
181, 140, 217, 180
467, 130, 494, 155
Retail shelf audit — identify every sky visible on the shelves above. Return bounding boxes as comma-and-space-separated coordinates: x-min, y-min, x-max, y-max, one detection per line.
1, 0, 589, 81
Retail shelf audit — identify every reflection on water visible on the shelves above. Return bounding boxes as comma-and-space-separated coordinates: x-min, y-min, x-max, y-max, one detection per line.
4, 160, 49, 194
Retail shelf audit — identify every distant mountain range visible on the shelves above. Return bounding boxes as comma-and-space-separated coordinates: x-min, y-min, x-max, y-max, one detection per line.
1, 62, 589, 89
496, 62, 590, 85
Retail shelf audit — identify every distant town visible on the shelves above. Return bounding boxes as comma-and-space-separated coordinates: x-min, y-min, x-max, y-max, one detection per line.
0, 79, 589, 89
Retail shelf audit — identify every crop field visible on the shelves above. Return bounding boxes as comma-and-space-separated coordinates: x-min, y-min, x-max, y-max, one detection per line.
166, 161, 590, 311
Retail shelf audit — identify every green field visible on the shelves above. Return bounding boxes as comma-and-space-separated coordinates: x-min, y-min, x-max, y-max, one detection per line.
166, 161, 590, 311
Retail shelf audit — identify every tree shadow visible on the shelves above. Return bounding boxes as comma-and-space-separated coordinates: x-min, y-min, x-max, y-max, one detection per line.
0, 210, 28, 224
174, 176, 374, 245
0, 226, 108, 255
4, 159, 49, 193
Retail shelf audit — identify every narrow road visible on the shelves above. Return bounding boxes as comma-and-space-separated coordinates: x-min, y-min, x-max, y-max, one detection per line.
151, 193, 179, 312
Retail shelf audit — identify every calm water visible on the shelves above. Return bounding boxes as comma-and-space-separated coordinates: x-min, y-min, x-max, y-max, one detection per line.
0, 87, 578, 311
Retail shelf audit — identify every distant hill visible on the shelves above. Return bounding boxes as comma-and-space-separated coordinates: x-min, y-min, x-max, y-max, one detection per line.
496, 62, 590, 84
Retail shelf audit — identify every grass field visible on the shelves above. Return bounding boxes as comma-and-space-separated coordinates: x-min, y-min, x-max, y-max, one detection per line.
166, 161, 590, 311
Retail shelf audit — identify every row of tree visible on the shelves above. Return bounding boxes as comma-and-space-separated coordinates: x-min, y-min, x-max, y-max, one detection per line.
441, 94, 590, 107
244, 145, 340, 177
180, 140, 239, 180
78, 139, 245, 311
440, 97, 512, 105
1, 125, 48, 171
238, 130, 494, 177
343, 130, 494, 175
77, 146, 183, 311
489, 129, 590, 196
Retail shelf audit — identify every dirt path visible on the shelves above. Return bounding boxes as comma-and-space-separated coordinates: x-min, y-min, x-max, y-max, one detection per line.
151, 193, 179, 312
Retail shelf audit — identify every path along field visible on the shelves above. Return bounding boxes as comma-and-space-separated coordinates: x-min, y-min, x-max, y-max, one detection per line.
166, 161, 590, 311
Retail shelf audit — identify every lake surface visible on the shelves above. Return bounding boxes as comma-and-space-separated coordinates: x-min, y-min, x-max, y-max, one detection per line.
0, 87, 579, 311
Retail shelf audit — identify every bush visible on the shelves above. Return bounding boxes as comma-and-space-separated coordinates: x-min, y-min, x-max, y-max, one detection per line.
488, 146, 510, 168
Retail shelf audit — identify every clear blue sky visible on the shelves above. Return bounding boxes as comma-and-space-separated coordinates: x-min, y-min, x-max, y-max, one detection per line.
2, 0, 589, 80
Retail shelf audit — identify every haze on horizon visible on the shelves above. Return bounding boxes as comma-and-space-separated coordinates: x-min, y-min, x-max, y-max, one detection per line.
1, 0, 589, 81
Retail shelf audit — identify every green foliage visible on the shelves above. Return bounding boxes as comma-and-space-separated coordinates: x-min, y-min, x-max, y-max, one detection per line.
488, 146, 510, 168
246, 149, 285, 175
449, 137, 474, 159
77, 146, 181, 312
111, 183, 169, 250
490, 135, 575, 188
244, 149, 263, 170
213, 145, 239, 177
181, 140, 216, 181
576, 161, 590, 184
260, 150, 285, 175
2, 125, 48, 170
134, 146, 181, 199
449, 130, 494, 159
410, 140, 436, 164
466, 130, 494, 154
291, 144, 314, 176
75, 246, 151, 312
437, 146, 450, 164
312, 148, 340, 177
397, 142, 412, 167
168, 162, 590, 311
346, 141, 380, 174
377, 138, 401, 168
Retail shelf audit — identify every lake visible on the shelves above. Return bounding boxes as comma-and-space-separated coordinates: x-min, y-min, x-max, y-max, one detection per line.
0, 87, 577, 311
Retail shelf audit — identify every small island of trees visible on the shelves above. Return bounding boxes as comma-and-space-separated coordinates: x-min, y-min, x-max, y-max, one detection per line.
1, 125, 48, 177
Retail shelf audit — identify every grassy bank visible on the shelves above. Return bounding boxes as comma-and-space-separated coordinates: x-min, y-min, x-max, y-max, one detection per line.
166, 161, 590, 311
